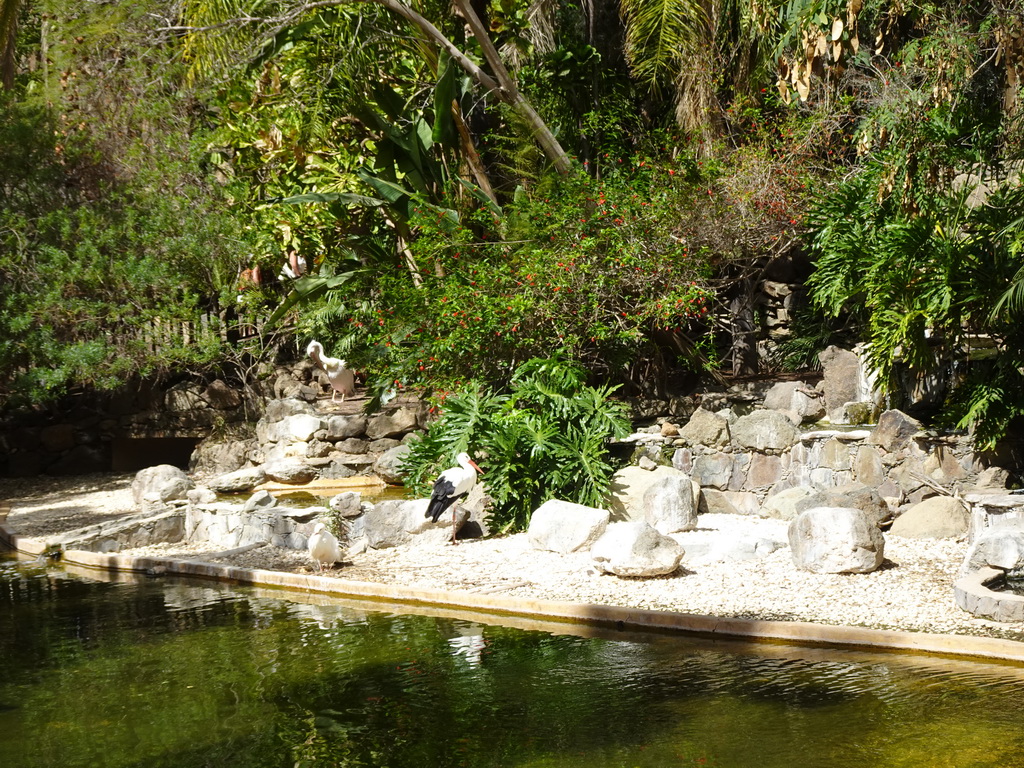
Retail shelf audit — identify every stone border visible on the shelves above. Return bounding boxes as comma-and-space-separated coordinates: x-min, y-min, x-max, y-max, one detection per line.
4, 519, 1024, 664
954, 566, 1024, 623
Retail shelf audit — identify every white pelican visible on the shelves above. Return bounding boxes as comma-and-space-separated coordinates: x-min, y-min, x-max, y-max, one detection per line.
307, 340, 356, 402
308, 522, 342, 571
424, 452, 483, 545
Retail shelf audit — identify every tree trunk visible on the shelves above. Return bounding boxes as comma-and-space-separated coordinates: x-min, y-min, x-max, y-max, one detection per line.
448, 0, 571, 175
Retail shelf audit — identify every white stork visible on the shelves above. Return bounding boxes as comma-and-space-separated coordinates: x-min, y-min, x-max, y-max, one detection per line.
425, 452, 483, 545
307, 340, 356, 402
308, 522, 342, 571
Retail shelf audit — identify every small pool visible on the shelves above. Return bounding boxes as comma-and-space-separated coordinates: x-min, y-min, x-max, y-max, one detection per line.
2, 552, 1023, 768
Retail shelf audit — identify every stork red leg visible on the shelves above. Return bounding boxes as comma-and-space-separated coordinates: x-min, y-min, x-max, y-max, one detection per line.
451, 505, 459, 545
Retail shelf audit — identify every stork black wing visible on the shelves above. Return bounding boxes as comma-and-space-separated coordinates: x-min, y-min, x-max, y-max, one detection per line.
425, 477, 458, 522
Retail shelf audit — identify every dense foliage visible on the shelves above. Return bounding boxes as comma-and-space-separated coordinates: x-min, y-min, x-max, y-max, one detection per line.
2, 0, 1024, 451
400, 356, 631, 533
0, 1, 255, 406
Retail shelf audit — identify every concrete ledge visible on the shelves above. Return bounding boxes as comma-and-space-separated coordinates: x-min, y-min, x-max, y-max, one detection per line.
0, 521, 53, 557
50, 546, 1024, 664
955, 567, 1024, 623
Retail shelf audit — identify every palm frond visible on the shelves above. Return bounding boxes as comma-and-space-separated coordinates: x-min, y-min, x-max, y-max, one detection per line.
620, 0, 708, 93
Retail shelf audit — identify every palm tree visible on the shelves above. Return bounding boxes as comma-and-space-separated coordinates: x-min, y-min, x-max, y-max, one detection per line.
179, 0, 571, 174
618, 0, 779, 140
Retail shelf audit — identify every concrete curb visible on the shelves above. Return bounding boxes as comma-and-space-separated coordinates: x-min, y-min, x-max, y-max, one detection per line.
5, 516, 1024, 664
955, 566, 1024, 622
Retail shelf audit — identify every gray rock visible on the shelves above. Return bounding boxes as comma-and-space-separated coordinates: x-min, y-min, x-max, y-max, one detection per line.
279, 413, 323, 442
527, 499, 610, 553
852, 445, 886, 486
762, 486, 815, 521
607, 465, 691, 521
206, 466, 266, 493
678, 408, 730, 448
264, 398, 314, 423
165, 383, 206, 412
819, 346, 863, 421
681, 533, 785, 565
744, 452, 785, 489
795, 482, 892, 528
205, 379, 242, 410
325, 414, 368, 440
643, 474, 698, 534
189, 436, 252, 477
187, 486, 218, 504
890, 496, 969, 539
762, 381, 825, 424
366, 406, 421, 440
263, 459, 317, 484
731, 410, 801, 452
352, 498, 468, 549
788, 506, 886, 573
868, 409, 923, 453
374, 444, 411, 485
329, 491, 363, 518
368, 437, 402, 452
691, 452, 733, 489
242, 490, 278, 512
698, 488, 740, 515
305, 439, 334, 459
963, 523, 1024, 573
334, 437, 370, 454
591, 521, 684, 577
131, 465, 194, 506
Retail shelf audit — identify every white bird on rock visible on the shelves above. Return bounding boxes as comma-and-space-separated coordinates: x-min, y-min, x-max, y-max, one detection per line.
308, 522, 342, 572
307, 340, 356, 402
424, 452, 483, 545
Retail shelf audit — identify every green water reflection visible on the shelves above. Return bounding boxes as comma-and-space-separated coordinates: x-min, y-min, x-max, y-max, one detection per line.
2, 552, 1024, 768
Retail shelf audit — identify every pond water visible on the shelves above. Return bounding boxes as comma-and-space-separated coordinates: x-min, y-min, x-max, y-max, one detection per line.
3, 552, 1024, 768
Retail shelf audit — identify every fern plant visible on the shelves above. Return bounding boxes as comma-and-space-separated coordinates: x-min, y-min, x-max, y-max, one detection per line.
399, 356, 631, 534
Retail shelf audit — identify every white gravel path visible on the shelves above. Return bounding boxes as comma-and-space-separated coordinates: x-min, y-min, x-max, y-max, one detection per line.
4, 473, 1024, 642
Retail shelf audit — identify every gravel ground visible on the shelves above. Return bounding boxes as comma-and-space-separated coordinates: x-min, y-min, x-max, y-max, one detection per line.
4, 472, 1024, 642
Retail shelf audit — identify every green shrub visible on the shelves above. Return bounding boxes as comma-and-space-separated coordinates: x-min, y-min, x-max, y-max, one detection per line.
399, 356, 630, 534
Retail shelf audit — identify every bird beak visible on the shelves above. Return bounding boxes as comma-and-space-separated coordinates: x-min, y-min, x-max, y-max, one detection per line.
469, 459, 483, 475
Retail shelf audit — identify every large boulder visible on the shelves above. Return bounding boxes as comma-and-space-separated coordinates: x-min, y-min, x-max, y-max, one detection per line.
264, 398, 315, 423
263, 458, 318, 485
762, 381, 826, 425
643, 475, 698, 534
278, 413, 323, 442
962, 522, 1024, 574
373, 444, 411, 485
890, 496, 970, 539
607, 465, 692, 521
590, 521, 685, 577
325, 414, 368, 440
678, 408, 731, 448
681, 533, 785, 565
868, 409, 923, 453
527, 499, 609, 553
329, 491, 363, 518
131, 465, 194, 506
788, 506, 886, 573
730, 410, 801, 452
189, 435, 251, 477
794, 482, 892, 528
366, 406, 422, 440
761, 486, 815, 521
819, 346, 863, 421
206, 466, 266, 493
350, 498, 469, 549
